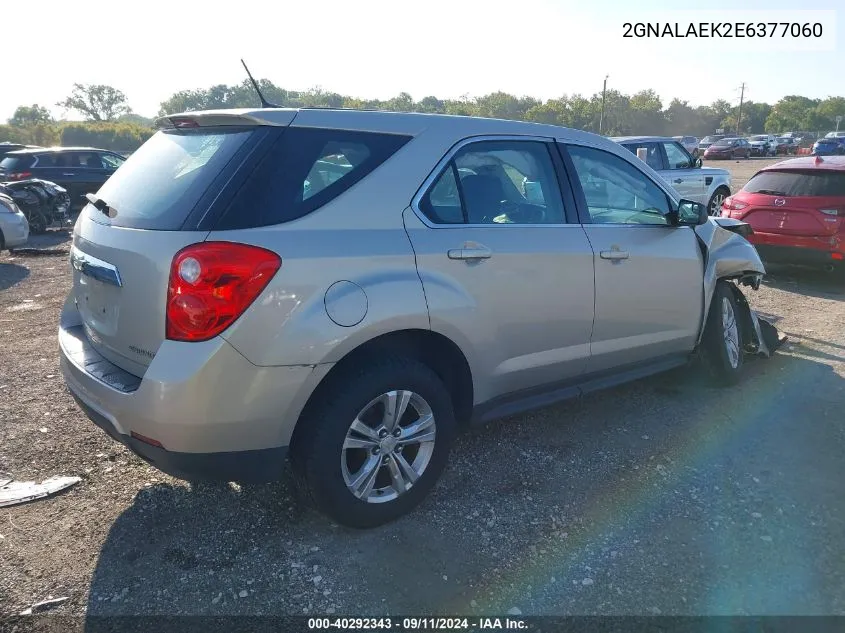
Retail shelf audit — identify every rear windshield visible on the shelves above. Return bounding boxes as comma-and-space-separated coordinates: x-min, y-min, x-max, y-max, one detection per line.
215, 127, 411, 230
744, 170, 845, 197
90, 128, 254, 230
0, 155, 36, 170
713, 139, 736, 147
701, 136, 722, 143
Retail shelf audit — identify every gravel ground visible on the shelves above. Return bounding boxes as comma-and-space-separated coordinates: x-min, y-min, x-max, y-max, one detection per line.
1, 158, 844, 617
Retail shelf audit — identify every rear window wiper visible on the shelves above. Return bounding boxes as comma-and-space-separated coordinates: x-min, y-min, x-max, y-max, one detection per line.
85, 193, 118, 218
754, 189, 787, 196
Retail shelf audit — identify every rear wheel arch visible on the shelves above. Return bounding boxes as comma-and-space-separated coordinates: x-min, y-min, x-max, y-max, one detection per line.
290, 329, 475, 455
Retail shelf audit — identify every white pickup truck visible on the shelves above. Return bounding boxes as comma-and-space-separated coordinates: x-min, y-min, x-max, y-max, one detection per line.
612, 136, 733, 216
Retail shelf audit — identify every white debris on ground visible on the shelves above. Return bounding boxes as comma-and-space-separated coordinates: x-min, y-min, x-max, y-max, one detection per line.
0, 476, 81, 508
19, 596, 69, 615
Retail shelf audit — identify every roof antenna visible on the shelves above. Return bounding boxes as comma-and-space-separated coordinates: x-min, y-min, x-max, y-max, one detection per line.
241, 59, 280, 108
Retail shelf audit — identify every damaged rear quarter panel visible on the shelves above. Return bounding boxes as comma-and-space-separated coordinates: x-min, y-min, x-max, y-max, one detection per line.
694, 218, 766, 344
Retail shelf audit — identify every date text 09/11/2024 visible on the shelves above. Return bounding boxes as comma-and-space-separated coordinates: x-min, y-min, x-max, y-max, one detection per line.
622, 22, 823, 39
307, 617, 528, 630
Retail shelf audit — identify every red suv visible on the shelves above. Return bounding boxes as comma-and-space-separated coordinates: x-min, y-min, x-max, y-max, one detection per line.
721, 156, 845, 276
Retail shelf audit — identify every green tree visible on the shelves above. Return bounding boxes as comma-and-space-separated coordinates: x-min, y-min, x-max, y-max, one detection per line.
765, 95, 820, 133
57, 84, 131, 121
8, 104, 53, 127
417, 96, 445, 113
664, 99, 702, 135
815, 97, 845, 131
629, 89, 664, 135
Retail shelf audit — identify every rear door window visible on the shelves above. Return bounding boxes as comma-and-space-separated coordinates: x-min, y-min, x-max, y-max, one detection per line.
744, 170, 845, 197
215, 127, 411, 230
89, 127, 257, 230
620, 142, 664, 171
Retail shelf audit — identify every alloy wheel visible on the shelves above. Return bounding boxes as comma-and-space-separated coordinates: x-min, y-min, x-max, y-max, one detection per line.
709, 192, 727, 216
341, 390, 436, 504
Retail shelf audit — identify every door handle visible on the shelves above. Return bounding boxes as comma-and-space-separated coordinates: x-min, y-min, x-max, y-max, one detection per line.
673, 178, 683, 184
62, 173, 75, 177
600, 250, 630, 261
448, 247, 492, 260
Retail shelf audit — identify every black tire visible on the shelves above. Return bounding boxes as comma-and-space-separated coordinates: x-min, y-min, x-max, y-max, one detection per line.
702, 282, 745, 386
291, 355, 456, 528
26, 210, 48, 235
707, 187, 730, 217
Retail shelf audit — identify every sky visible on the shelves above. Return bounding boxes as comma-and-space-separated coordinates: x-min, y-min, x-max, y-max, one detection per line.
1, 0, 841, 122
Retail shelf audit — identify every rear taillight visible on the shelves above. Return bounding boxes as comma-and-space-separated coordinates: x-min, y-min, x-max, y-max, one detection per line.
6, 171, 32, 181
723, 196, 748, 211
166, 242, 281, 342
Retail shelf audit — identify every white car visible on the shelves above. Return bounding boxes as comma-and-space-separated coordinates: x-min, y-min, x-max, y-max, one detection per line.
748, 134, 777, 157
613, 136, 732, 216
673, 135, 700, 157
0, 193, 29, 250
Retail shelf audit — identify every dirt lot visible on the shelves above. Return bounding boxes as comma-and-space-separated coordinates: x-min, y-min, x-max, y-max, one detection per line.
1, 158, 844, 617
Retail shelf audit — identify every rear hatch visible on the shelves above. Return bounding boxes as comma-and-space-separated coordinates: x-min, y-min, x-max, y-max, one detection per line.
69, 112, 293, 376
0, 154, 37, 180
737, 169, 845, 237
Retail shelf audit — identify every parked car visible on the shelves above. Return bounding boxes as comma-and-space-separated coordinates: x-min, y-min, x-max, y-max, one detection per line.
0, 192, 29, 251
614, 136, 732, 215
703, 137, 752, 160
774, 137, 798, 155
698, 134, 726, 151
721, 155, 845, 276
824, 131, 845, 139
673, 135, 700, 157
811, 136, 845, 156
0, 179, 71, 234
0, 146, 126, 210
59, 107, 779, 527
748, 135, 777, 157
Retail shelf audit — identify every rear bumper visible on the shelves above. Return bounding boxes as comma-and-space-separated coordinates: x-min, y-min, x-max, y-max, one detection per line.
750, 233, 844, 267
59, 294, 332, 482
70, 390, 288, 482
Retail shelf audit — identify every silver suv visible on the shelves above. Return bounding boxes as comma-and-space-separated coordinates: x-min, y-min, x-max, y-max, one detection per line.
613, 136, 732, 216
59, 108, 777, 527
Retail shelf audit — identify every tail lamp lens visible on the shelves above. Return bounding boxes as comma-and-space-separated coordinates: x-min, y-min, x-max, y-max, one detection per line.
166, 242, 281, 342
722, 197, 748, 213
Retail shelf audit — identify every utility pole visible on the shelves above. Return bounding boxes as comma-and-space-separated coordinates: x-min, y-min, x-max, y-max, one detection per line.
837, 115, 843, 132
599, 75, 609, 135
735, 82, 746, 136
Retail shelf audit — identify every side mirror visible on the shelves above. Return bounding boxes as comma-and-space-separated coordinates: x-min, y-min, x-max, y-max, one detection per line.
677, 199, 709, 226
694, 157, 703, 168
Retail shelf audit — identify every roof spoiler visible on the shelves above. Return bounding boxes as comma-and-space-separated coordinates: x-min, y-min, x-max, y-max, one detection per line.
154, 109, 297, 129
